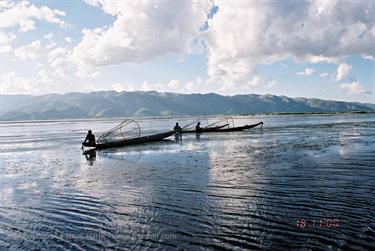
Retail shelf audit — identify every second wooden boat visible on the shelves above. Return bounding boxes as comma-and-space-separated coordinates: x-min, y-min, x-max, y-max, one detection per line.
217, 122, 263, 132
181, 124, 228, 133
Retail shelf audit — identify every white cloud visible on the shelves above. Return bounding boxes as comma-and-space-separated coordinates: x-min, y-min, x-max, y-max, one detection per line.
167, 79, 180, 90
0, 1, 66, 32
296, 68, 315, 76
72, 0, 211, 74
336, 63, 352, 81
0, 0, 14, 10
0, 71, 37, 94
248, 76, 263, 87
185, 81, 197, 93
184, 76, 206, 93
247, 76, 277, 89
112, 82, 125, 92
48, 46, 69, 62
46, 41, 57, 49
84, 0, 100, 7
64, 36, 72, 43
320, 73, 329, 78
361, 54, 375, 60
0, 31, 16, 54
44, 33, 53, 40
70, 0, 374, 92
340, 81, 365, 94
266, 80, 277, 89
0, 71, 30, 93
49, 54, 78, 78
14, 40, 44, 60
0, 67, 99, 95
205, 0, 375, 87
3, 0, 373, 96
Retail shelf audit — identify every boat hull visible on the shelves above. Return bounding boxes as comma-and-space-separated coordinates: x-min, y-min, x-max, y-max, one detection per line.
82, 131, 175, 149
181, 124, 228, 133
217, 122, 263, 132
182, 122, 263, 133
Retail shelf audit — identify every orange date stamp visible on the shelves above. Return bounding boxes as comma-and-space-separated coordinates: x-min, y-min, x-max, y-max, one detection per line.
296, 218, 339, 228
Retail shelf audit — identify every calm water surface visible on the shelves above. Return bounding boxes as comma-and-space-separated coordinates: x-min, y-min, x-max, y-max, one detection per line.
0, 114, 374, 250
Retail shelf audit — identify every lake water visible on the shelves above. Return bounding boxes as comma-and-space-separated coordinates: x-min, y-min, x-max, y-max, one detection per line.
0, 114, 374, 250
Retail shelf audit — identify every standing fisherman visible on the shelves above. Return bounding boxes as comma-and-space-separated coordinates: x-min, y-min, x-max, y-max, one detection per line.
173, 123, 182, 133
195, 122, 202, 133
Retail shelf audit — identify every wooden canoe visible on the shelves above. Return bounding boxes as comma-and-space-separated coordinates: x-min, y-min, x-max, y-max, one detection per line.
82, 130, 175, 149
181, 124, 229, 133
217, 122, 263, 132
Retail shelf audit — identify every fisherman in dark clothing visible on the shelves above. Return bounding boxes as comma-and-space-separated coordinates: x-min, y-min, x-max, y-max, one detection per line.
196, 122, 202, 133
173, 122, 182, 133
83, 130, 96, 146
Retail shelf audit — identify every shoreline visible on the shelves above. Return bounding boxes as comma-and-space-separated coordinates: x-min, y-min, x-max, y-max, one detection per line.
0, 111, 374, 123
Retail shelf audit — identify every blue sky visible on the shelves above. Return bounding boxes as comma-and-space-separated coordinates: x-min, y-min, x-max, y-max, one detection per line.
0, 0, 374, 103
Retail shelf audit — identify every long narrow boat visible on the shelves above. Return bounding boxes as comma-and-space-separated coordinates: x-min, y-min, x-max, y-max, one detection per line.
181, 124, 228, 133
217, 122, 263, 132
182, 122, 263, 133
82, 130, 175, 149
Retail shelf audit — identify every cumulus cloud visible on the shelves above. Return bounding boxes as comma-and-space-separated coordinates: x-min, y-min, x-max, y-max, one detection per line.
336, 63, 352, 81
0, 0, 66, 32
247, 76, 276, 89
4, 0, 373, 95
0, 0, 14, 10
68, 0, 375, 92
340, 81, 365, 94
84, 0, 100, 7
14, 40, 44, 60
248, 76, 264, 87
185, 76, 206, 93
167, 79, 180, 90
0, 71, 41, 94
72, 0, 211, 73
112, 82, 125, 92
296, 68, 315, 76
0, 31, 16, 54
48, 46, 69, 62
205, 0, 375, 86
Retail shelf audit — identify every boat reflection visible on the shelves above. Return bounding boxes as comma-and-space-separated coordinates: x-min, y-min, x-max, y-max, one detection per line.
99, 149, 142, 162
82, 139, 180, 164
83, 149, 96, 165
83, 148, 141, 164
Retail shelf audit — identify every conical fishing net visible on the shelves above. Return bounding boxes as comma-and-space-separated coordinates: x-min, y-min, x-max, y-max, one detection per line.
182, 117, 209, 130
97, 119, 141, 144
205, 116, 232, 129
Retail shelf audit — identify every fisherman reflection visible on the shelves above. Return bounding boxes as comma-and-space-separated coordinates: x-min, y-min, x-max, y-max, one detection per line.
195, 133, 201, 140
84, 150, 96, 165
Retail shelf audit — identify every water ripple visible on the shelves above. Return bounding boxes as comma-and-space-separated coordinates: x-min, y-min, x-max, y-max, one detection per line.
0, 115, 374, 250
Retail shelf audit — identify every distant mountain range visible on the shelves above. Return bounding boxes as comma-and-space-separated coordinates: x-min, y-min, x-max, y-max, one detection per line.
0, 91, 374, 121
